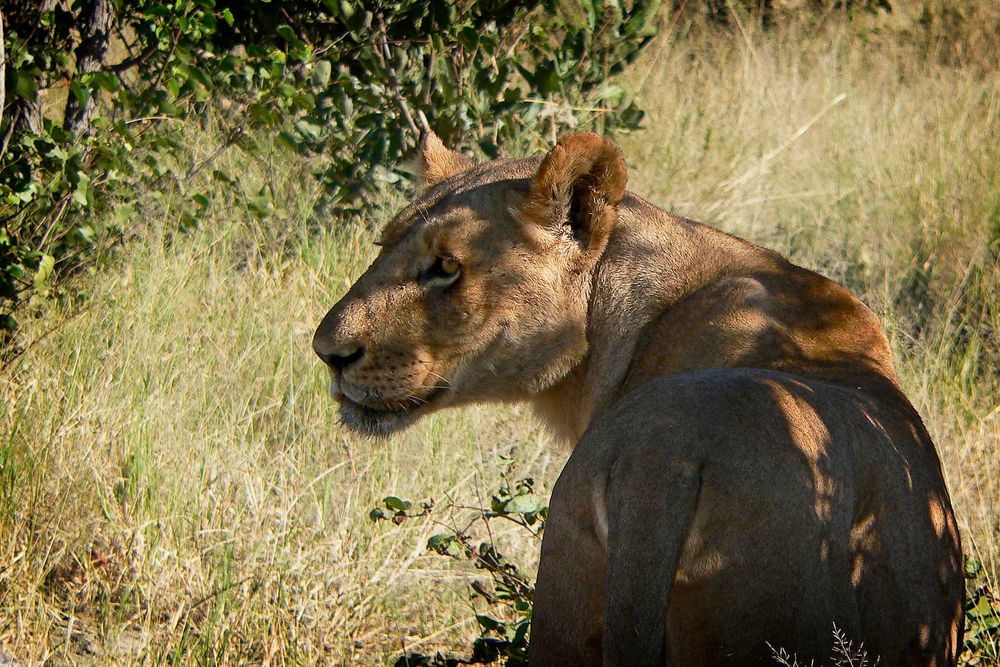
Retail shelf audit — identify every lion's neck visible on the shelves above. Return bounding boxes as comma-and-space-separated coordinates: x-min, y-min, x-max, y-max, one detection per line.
532, 195, 899, 445
533, 197, 752, 443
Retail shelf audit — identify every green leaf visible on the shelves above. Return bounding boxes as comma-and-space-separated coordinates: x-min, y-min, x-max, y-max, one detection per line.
502, 494, 545, 515
277, 131, 301, 152
294, 119, 323, 141
310, 60, 332, 87
70, 81, 91, 106
12, 71, 38, 100
458, 26, 479, 50
969, 594, 998, 619
72, 172, 91, 207
383, 496, 412, 511
0, 314, 19, 333
427, 533, 462, 558
179, 212, 200, 232
346, 9, 373, 34
87, 71, 120, 92
142, 5, 173, 18
512, 620, 530, 645
426, 534, 453, 550
476, 614, 504, 633
74, 224, 95, 244
166, 77, 181, 99
33, 254, 55, 290
276, 24, 298, 43
185, 66, 213, 89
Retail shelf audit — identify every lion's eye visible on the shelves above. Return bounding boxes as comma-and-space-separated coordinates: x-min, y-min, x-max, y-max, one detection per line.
419, 256, 461, 287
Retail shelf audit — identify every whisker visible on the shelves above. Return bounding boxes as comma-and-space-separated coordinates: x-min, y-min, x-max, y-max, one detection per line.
424, 371, 453, 387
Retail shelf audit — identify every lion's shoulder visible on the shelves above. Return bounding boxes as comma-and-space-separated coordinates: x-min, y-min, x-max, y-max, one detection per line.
616, 255, 899, 396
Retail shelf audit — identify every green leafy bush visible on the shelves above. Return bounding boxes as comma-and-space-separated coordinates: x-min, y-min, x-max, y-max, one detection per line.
963, 557, 1000, 664
0, 0, 660, 347
371, 460, 543, 665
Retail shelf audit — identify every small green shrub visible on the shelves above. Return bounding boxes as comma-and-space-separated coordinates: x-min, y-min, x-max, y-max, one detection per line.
963, 558, 1000, 664
371, 459, 542, 665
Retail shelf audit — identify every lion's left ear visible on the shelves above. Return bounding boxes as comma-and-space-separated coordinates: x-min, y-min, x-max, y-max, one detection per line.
517, 132, 627, 263
417, 131, 475, 188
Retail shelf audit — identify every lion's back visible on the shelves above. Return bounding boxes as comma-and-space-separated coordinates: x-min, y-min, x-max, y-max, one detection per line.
572, 368, 964, 664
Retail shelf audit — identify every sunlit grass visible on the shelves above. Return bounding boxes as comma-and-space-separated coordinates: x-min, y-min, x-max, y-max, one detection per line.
0, 166, 557, 663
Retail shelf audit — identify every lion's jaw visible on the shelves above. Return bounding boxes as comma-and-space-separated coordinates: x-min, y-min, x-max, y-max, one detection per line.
319, 343, 449, 436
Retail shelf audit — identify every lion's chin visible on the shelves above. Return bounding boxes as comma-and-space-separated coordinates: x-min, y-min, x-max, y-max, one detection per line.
335, 389, 445, 437
336, 399, 418, 437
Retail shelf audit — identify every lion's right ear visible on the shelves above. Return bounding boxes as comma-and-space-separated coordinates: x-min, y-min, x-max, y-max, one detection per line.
515, 132, 627, 264
416, 131, 475, 188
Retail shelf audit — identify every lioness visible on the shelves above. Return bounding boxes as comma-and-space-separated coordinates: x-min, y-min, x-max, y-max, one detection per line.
312, 131, 964, 666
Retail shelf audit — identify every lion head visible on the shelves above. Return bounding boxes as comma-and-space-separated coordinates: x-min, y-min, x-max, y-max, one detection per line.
312, 132, 627, 435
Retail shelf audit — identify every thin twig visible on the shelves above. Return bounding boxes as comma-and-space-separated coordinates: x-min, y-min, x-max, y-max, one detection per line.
124, 115, 189, 126
105, 43, 158, 73
0, 107, 15, 160
391, 618, 475, 655
184, 120, 247, 181
378, 17, 420, 138
0, 302, 95, 377
188, 575, 260, 610
523, 98, 612, 113
722, 93, 848, 193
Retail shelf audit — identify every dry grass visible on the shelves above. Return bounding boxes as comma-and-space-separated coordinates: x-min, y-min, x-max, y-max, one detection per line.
0, 177, 561, 663
1, 4, 998, 665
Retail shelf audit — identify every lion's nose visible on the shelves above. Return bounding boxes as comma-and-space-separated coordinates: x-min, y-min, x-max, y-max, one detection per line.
314, 344, 365, 372
313, 297, 367, 371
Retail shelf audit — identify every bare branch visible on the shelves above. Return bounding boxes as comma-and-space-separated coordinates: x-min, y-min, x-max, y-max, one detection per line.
105, 43, 158, 73
378, 17, 420, 138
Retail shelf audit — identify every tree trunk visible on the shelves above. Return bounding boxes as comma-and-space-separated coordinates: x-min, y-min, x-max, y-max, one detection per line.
63, 0, 114, 137
0, 11, 6, 162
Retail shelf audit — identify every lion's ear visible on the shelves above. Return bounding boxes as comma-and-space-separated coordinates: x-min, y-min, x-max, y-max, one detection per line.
518, 132, 627, 261
417, 131, 475, 188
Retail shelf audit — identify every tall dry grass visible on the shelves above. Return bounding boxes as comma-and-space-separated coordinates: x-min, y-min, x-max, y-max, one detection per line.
1, 4, 998, 664
0, 167, 561, 663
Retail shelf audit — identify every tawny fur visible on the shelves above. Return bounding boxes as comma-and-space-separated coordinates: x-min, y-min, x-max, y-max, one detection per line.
313, 131, 964, 666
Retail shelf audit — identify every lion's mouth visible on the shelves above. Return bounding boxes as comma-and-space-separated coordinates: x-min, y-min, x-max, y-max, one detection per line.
335, 386, 446, 436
